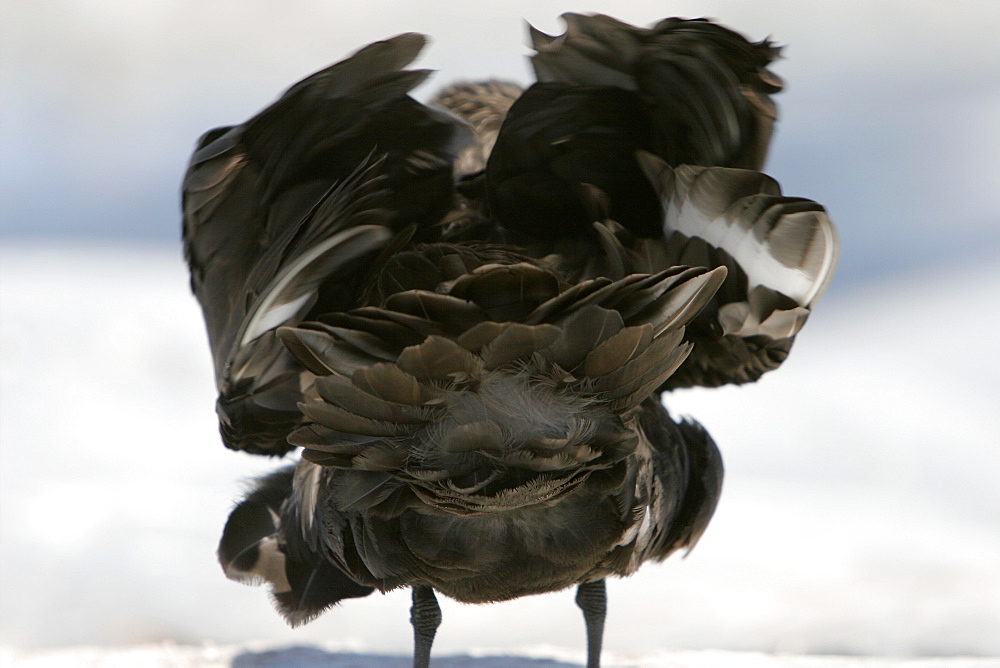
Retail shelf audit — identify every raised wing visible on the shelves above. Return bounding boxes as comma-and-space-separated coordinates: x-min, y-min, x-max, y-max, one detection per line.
484, 14, 837, 387
182, 34, 473, 454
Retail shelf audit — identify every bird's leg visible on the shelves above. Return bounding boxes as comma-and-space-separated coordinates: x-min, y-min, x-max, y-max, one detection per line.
410, 585, 442, 668
575, 579, 607, 668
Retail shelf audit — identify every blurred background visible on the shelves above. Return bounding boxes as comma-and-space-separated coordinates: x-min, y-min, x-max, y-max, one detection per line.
2, 0, 998, 661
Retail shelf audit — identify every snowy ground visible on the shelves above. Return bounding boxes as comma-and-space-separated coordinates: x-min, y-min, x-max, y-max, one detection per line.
2, 644, 999, 668
1, 244, 998, 666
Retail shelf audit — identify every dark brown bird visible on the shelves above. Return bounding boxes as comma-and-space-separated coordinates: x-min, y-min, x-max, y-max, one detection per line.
182, 14, 838, 667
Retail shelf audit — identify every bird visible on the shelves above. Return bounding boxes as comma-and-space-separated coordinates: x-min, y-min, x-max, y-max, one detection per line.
182, 13, 838, 668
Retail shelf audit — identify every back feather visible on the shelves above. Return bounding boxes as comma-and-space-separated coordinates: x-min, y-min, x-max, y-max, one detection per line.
279, 246, 726, 516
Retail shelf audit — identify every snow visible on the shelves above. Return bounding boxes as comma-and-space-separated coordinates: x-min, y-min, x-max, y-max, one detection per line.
1, 244, 998, 665
2, 644, 999, 668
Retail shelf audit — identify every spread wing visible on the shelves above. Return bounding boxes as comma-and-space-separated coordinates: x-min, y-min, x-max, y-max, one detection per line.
182, 34, 473, 454
484, 14, 837, 388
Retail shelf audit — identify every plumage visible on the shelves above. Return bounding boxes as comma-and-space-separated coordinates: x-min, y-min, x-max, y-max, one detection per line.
183, 14, 838, 667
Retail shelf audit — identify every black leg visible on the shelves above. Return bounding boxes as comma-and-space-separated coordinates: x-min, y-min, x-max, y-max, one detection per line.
410, 585, 441, 668
575, 579, 606, 668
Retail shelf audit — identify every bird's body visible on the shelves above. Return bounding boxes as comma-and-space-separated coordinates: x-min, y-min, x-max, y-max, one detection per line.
183, 14, 837, 666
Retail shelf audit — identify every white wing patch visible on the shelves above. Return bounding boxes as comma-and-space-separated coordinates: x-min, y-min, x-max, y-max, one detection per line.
240, 225, 392, 348
641, 153, 839, 311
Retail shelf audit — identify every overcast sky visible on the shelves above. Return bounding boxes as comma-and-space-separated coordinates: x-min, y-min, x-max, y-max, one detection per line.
1, 0, 998, 292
